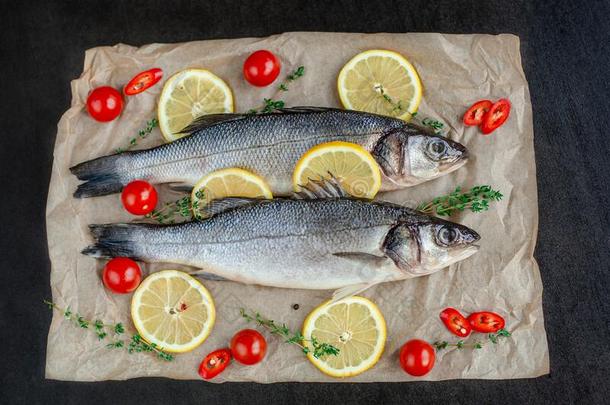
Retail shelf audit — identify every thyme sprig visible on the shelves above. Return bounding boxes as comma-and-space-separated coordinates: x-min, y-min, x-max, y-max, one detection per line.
248, 66, 306, 114
375, 85, 447, 134
116, 118, 159, 153
278, 66, 305, 91
240, 308, 340, 359
434, 329, 511, 351
375, 84, 406, 113
45, 300, 174, 361
145, 190, 207, 223
421, 117, 445, 133
127, 334, 175, 361
417, 185, 503, 217
146, 195, 193, 224
260, 98, 285, 114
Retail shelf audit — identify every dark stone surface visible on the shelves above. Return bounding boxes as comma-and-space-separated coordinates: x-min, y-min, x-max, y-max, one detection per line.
1, 0, 608, 403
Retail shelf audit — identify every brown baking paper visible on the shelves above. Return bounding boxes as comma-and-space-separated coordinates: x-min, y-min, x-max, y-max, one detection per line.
45, 32, 549, 382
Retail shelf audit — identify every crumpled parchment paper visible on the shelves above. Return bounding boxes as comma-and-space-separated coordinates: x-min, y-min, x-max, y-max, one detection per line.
45, 32, 549, 382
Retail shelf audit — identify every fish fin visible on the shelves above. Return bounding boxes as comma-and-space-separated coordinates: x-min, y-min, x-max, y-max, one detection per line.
178, 113, 248, 135
168, 182, 193, 193
70, 153, 128, 198
200, 197, 264, 217
194, 272, 230, 282
178, 107, 342, 135
270, 106, 342, 114
331, 282, 380, 303
82, 223, 147, 260
294, 176, 350, 199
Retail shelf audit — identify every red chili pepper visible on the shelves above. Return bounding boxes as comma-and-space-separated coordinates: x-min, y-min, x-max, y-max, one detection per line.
439, 307, 472, 337
467, 311, 506, 333
198, 348, 232, 380
480, 99, 511, 134
124, 68, 163, 96
463, 100, 493, 126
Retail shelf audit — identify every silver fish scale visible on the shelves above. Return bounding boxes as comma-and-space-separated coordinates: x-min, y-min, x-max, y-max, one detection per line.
119, 109, 404, 192
129, 198, 418, 289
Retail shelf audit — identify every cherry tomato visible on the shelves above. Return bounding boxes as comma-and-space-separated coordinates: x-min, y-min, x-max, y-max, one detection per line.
463, 100, 492, 126
439, 307, 472, 337
121, 180, 158, 215
243, 50, 281, 87
86, 86, 123, 122
230, 329, 267, 365
102, 258, 142, 294
198, 348, 232, 380
124, 68, 163, 96
399, 339, 436, 377
480, 99, 511, 134
467, 311, 506, 333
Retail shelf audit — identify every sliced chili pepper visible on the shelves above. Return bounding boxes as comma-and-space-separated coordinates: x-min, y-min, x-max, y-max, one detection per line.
198, 348, 232, 380
463, 100, 492, 126
467, 311, 506, 333
439, 307, 472, 337
124, 68, 163, 96
480, 99, 511, 134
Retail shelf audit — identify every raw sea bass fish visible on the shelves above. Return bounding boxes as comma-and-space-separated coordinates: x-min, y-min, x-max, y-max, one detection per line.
82, 185, 480, 294
71, 107, 469, 198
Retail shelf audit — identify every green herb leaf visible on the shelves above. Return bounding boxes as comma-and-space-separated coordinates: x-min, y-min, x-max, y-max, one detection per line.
107, 341, 124, 349
497, 329, 511, 337
77, 316, 89, 329
115, 323, 125, 335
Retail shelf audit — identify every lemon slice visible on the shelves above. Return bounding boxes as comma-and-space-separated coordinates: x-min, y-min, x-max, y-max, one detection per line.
302, 296, 386, 378
293, 141, 381, 199
158, 69, 234, 142
131, 270, 215, 353
191, 168, 273, 218
338, 49, 422, 121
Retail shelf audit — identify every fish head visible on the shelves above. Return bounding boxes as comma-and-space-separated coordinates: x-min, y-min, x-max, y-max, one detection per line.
373, 129, 469, 188
382, 219, 480, 276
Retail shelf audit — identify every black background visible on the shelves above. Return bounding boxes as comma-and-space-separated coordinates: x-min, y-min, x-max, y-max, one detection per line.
1, 1, 609, 404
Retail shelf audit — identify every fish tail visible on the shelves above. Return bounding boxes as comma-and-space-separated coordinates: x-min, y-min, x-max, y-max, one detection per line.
82, 223, 144, 259
70, 153, 128, 198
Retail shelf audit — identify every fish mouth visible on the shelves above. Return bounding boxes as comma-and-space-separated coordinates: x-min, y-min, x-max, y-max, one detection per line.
434, 245, 480, 270
460, 244, 480, 259
459, 147, 469, 161
440, 155, 468, 176
445, 140, 469, 164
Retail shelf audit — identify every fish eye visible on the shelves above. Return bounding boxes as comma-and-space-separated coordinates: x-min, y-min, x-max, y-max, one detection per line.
437, 225, 458, 246
426, 139, 447, 158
